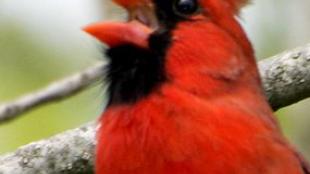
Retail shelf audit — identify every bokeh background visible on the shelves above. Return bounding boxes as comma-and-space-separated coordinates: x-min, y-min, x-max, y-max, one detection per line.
0, 0, 309, 160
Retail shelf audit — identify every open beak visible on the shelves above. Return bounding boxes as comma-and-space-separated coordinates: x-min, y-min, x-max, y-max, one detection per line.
84, 0, 158, 49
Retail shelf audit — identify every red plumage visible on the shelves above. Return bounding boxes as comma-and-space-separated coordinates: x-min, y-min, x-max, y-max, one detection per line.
85, 0, 309, 173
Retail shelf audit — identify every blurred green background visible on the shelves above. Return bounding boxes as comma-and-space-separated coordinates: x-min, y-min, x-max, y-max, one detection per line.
0, 0, 309, 160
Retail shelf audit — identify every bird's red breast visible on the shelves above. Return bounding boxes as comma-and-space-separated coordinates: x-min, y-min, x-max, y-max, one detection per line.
84, 0, 309, 173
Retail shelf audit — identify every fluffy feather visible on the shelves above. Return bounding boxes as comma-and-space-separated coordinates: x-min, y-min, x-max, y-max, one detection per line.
225, 0, 249, 12
86, 0, 309, 173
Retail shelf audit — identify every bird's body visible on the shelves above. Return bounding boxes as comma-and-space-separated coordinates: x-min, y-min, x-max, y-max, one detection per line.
84, 0, 310, 173
98, 85, 303, 174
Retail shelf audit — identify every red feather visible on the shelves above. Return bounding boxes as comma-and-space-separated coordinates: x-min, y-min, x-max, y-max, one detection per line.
87, 0, 308, 173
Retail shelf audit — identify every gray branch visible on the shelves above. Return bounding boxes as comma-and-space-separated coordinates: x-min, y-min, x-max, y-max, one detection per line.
0, 63, 105, 123
1, 44, 310, 173
0, 123, 96, 174
259, 44, 310, 110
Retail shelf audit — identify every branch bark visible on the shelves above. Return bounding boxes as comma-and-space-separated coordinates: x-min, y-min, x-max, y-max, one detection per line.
1, 44, 310, 173
259, 44, 310, 110
0, 63, 105, 123
0, 123, 96, 174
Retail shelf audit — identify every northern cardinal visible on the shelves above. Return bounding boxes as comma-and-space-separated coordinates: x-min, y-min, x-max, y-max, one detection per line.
84, 0, 310, 173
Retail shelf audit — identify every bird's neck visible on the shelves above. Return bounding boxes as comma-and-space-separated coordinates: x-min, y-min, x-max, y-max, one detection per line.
165, 19, 265, 103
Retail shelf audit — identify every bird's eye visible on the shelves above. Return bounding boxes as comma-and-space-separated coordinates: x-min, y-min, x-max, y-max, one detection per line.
173, 0, 199, 17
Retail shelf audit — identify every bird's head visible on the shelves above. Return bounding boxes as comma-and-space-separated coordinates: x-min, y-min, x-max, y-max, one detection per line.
84, 0, 250, 48
84, 0, 260, 105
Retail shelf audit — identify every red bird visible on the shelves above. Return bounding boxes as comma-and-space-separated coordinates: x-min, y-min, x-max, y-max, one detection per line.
85, 0, 310, 173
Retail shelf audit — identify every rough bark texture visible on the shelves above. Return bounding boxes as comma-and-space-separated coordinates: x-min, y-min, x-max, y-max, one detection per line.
0, 44, 310, 173
0, 123, 96, 174
259, 44, 310, 110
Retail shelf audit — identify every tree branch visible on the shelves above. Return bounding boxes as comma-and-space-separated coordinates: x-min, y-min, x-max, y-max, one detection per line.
1, 44, 310, 173
0, 63, 105, 123
0, 123, 96, 174
259, 44, 310, 110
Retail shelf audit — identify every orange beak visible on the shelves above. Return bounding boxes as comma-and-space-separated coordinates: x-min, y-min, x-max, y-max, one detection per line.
83, 0, 156, 49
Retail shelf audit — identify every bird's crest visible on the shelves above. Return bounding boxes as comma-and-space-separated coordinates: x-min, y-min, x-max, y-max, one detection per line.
225, 0, 250, 13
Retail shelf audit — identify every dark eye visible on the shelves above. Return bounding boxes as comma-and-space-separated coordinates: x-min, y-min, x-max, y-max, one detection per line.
173, 0, 199, 17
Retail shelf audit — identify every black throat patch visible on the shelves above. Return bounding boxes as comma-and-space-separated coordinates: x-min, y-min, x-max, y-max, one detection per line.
105, 1, 180, 106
